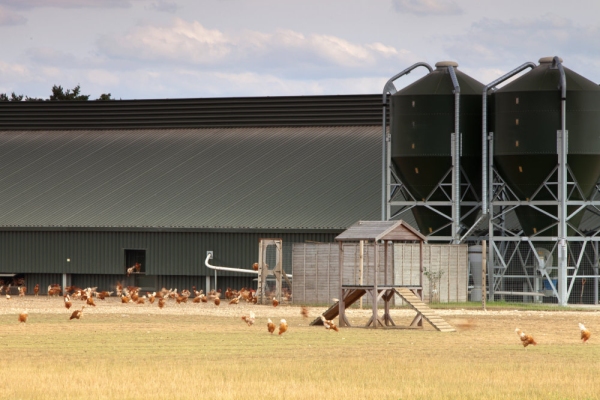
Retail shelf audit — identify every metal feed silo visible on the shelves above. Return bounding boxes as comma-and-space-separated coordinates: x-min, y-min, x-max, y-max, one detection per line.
390, 61, 484, 238
493, 57, 600, 236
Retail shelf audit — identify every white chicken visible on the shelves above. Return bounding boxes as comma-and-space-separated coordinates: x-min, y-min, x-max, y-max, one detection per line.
241, 311, 256, 326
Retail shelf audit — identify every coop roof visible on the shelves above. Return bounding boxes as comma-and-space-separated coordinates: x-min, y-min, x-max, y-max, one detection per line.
0, 94, 385, 130
0, 126, 388, 231
335, 220, 426, 242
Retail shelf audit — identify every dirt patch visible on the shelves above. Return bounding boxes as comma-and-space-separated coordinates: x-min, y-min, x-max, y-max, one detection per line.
4, 295, 600, 331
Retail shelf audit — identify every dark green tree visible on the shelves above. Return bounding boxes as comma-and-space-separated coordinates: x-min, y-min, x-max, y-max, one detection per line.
1, 85, 114, 102
49, 85, 90, 101
0, 92, 24, 102
96, 93, 113, 101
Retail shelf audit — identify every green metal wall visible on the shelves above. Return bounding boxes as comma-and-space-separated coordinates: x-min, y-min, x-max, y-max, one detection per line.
0, 230, 339, 276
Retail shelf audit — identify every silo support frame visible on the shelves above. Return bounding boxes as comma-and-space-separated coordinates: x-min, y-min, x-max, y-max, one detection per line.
487, 158, 600, 305
388, 163, 481, 243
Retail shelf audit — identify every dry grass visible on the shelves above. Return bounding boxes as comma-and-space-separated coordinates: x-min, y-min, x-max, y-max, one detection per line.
1, 297, 600, 399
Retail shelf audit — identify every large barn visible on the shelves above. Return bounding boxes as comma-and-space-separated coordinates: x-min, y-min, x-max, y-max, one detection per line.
0, 95, 387, 296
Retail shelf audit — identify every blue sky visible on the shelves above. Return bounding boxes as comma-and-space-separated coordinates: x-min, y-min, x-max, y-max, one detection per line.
0, 0, 598, 99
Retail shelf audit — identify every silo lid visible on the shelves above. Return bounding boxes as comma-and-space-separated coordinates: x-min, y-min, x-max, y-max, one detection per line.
539, 56, 563, 64
435, 61, 458, 68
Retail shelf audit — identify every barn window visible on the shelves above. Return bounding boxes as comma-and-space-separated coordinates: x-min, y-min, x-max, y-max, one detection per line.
125, 249, 146, 275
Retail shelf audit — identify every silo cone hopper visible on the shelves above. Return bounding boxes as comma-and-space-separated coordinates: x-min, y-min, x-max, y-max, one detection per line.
493, 57, 600, 236
390, 61, 484, 236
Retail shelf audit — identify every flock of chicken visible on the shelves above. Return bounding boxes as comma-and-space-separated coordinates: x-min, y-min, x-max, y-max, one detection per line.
515, 323, 591, 347
8, 281, 338, 335
6, 281, 593, 342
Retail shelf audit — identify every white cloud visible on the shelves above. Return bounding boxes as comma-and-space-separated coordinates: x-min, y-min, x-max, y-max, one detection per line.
96, 18, 418, 79
86, 69, 120, 87
98, 19, 231, 65
26, 47, 80, 67
147, 0, 179, 13
0, 0, 133, 8
393, 0, 462, 16
0, 6, 25, 25
0, 60, 31, 96
440, 13, 600, 84
121, 68, 393, 98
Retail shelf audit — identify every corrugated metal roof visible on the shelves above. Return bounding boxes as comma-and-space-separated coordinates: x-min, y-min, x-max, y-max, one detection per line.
0, 126, 386, 230
0, 94, 387, 130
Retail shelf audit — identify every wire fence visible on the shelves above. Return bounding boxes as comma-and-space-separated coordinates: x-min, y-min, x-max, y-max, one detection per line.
488, 240, 600, 305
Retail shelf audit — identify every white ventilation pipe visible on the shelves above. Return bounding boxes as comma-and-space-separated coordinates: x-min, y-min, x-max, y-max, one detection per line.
204, 253, 292, 289
205, 253, 261, 275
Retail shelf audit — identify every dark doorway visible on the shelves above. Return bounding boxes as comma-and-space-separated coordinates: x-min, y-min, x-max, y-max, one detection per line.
124, 249, 155, 290
124, 249, 146, 274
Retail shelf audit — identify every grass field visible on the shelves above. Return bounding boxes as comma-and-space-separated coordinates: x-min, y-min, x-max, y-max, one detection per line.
1, 299, 600, 399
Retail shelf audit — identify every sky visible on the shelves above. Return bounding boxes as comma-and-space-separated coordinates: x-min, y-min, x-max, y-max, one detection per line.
0, 0, 599, 100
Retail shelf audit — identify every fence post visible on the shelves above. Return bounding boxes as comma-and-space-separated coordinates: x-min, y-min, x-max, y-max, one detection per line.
482, 240, 487, 311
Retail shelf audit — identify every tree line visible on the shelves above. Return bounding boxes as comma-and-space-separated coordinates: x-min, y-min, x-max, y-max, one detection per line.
0, 85, 114, 101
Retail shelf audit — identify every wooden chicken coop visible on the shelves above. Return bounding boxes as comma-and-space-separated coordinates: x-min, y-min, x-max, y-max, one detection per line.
313, 220, 455, 331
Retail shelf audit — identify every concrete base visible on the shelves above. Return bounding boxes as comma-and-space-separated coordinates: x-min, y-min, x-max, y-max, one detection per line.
470, 288, 482, 302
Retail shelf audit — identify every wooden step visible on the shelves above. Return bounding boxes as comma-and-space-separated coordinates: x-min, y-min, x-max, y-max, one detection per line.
394, 288, 455, 333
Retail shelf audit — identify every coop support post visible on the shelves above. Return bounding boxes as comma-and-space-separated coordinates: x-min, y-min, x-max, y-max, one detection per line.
373, 240, 379, 328
338, 241, 345, 327
419, 241, 423, 299
384, 240, 388, 286
359, 240, 364, 309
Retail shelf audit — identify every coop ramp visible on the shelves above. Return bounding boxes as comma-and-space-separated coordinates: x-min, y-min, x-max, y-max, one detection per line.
394, 288, 455, 332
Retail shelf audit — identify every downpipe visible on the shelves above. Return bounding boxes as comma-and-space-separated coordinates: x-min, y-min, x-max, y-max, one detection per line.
482, 62, 536, 215
447, 65, 461, 244
552, 56, 568, 306
382, 62, 433, 221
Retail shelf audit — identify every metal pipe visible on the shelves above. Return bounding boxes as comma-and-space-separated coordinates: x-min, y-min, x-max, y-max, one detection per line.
447, 65, 461, 244
552, 56, 568, 306
595, 242, 599, 305
482, 62, 537, 215
204, 253, 292, 277
382, 62, 433, 221
487, 132, 495, 301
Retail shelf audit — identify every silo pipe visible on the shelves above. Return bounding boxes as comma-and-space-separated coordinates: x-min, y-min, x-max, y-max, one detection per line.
552, 56, 568, 306
381, 62, 433, 220
481, 62, 536, 215
447, 65, 461, 243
